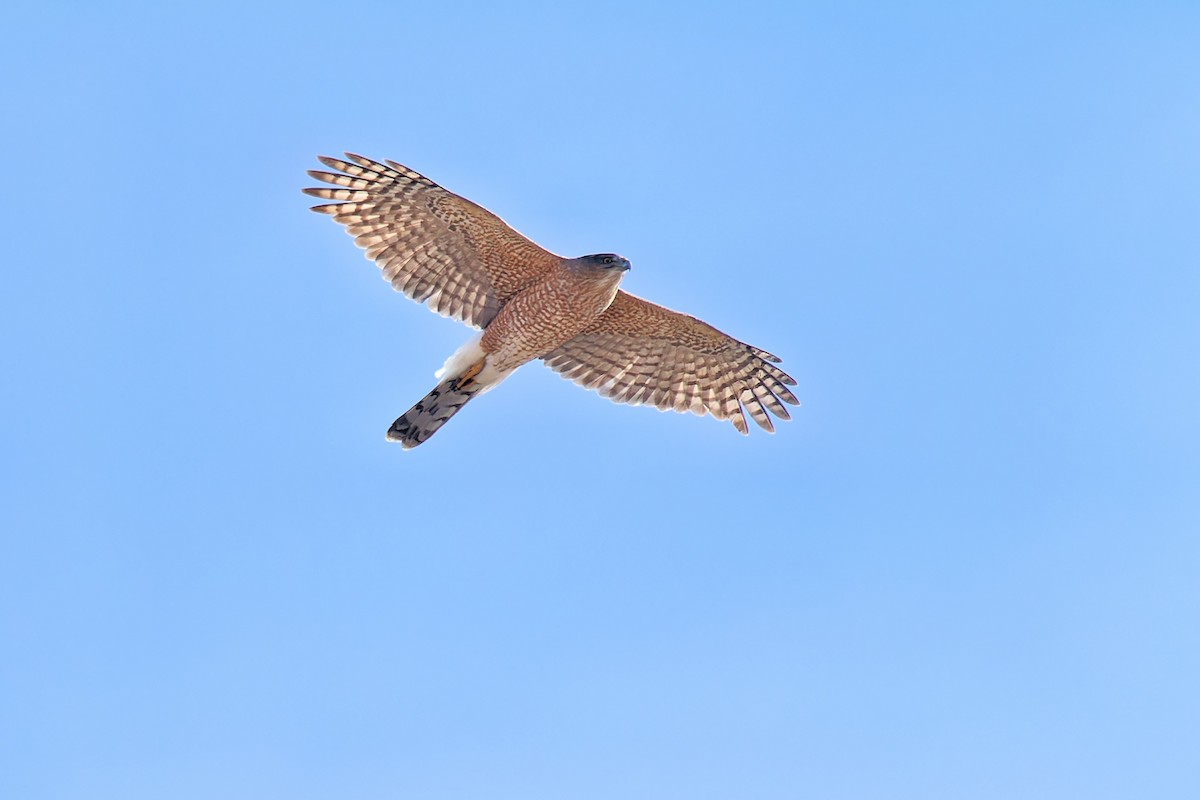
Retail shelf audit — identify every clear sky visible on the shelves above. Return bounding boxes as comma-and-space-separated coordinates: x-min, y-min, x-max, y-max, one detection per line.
3, 2, 1199, 798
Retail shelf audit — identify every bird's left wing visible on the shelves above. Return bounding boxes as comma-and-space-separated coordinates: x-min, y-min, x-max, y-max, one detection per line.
304, 153, 560, 329
541, 291, 799, 434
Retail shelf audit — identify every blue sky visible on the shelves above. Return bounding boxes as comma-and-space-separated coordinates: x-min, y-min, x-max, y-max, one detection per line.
3, 2, 1199, 798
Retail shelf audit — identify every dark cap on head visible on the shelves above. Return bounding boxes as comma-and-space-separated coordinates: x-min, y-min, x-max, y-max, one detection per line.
575, 253, 631, 271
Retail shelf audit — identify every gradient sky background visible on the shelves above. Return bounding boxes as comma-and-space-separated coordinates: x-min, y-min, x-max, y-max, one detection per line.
3, 2, 1199, 799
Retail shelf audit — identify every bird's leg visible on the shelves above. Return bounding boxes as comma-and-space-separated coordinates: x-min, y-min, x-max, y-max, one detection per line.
452, 358, 486, 390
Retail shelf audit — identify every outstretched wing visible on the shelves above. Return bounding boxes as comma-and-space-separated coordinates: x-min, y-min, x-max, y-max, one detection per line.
304, 153, 561, 329
542, 291, 799, 434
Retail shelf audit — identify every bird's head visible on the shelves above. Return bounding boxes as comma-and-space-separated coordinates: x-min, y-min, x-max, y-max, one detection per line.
569, 253, 632, 275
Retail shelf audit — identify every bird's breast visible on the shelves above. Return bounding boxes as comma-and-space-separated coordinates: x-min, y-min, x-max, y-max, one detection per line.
480, 272, 622, 371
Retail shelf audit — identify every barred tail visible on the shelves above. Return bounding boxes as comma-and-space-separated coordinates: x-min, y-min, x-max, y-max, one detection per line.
386, 370, 483, 449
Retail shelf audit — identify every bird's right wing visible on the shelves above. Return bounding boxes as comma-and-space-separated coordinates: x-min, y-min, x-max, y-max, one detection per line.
305, 153, 561, 329
542, 291, 799, 433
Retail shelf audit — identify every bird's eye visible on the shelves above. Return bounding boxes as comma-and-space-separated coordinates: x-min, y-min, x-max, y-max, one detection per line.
603, 257, 613, 264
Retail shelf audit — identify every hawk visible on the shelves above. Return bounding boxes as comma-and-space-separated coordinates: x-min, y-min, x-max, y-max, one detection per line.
304, 153, 799, 448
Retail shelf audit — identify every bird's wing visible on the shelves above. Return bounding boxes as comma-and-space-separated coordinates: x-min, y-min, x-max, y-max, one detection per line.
305, 153, 561, 329
542, 291, 799, 433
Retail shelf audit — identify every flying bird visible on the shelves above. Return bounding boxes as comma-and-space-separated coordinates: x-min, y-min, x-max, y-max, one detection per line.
304, 153, 799, 448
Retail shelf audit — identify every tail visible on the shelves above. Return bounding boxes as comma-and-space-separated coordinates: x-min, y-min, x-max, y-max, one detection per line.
386, 367, 484, 449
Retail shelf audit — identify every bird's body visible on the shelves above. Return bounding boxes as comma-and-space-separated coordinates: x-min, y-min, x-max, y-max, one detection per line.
304, 153, 798, 448
480, 256, 628, 372
387, 255, 628, 447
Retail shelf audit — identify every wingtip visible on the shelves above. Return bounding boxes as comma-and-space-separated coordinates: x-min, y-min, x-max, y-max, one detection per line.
732, 413, 749, 435
751, 346, 783, 363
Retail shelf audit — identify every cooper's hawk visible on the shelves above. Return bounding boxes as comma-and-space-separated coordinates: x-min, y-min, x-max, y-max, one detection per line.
304, 153, 799, 448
